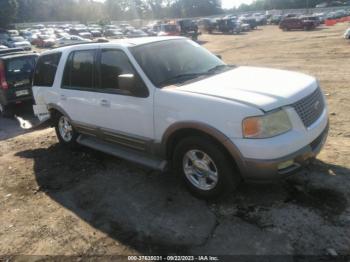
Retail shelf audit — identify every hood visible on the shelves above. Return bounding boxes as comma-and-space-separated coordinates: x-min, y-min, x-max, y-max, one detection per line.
176, 66, 318, 111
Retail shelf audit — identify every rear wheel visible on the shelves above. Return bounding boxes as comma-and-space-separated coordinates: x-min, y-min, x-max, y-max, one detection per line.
55, 114, 79, 148
0, 103, 14, 118
173, 136, 241, 199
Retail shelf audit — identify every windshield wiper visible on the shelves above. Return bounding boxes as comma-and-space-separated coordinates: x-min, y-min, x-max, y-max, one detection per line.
206, 64, 234, 74
158, 65, 236, 87
158, 73, 207, 87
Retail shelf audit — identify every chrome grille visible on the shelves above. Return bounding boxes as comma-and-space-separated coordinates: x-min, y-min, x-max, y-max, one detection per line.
292, 88, 325, 128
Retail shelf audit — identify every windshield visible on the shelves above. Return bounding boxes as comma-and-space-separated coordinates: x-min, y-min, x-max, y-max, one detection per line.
130, 39, 226, 87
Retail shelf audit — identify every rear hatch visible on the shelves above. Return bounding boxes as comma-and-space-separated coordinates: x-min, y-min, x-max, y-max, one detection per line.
2, 55, 38, 102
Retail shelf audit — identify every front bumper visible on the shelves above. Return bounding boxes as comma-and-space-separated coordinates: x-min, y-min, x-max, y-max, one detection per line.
238, 123, 329, 181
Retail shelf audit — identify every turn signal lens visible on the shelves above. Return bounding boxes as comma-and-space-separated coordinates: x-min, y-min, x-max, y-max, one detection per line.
243, 117, 261, 138
242, 110, 292, 138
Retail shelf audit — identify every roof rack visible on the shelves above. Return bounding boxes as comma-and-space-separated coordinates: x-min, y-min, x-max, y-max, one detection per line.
0, 49, 37, 58
0, 48, 25, 55
53, 39, 110, 49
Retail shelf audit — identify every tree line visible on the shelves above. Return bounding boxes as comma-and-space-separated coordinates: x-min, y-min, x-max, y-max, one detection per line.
0, 0, 222, 27
0, 0, 346, 28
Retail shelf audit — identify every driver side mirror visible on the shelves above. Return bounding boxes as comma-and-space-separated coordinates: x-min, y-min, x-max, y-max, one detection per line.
118, 74, 135, 95
118, 74, 149, 98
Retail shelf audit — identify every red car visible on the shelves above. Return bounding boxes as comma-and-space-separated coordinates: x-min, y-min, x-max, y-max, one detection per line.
279, 18, 316, 31
35, 35, 56, 48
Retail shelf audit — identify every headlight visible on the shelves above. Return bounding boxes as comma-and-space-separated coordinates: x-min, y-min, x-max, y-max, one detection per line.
242, 109, 292, 138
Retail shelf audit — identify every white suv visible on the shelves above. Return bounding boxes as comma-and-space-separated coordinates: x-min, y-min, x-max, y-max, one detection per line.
32, 37, 329, 198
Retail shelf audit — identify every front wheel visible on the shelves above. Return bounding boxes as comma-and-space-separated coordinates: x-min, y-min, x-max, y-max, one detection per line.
55, 114, 79, 148
173, 136, 241, 199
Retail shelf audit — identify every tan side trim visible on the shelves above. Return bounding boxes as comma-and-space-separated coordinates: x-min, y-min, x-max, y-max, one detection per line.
161, 121, 246, 171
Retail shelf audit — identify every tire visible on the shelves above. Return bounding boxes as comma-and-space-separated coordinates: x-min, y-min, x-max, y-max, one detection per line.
0, 103, 14, 118
54, 113, 79, 148
173, 136, 241, 199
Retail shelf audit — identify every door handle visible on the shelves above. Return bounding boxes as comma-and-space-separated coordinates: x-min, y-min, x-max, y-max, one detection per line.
100, 99, 110, 107
60, 95, 67, 101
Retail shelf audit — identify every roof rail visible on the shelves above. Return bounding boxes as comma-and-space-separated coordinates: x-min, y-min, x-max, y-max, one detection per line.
53, 39, 110, 49
0, 48, 25, 55
0, 49, 37, 57
0, 51, 38, 58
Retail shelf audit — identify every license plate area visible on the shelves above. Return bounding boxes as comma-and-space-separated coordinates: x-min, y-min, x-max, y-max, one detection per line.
15, 90, 29, 97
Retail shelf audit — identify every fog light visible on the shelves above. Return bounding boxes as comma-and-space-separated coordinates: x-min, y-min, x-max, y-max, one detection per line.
278, 160, 294, 170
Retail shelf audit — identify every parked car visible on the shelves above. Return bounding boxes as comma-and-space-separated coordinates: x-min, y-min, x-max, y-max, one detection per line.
32, 37, 329, 198
36, 34, 56, 48
6, 36, 32, 51
32, 24, 45, 30
142, 26, 158, 36
217, 18, 241, 34
7, 30, 19, 37
300, 16, 321, 27
316, 2, 328, 8
177, 19, 201, 40
126, 29, 148, 38
158, 24, 180, 36
123, 26, 136, 34
198, 18, 217, 34
279, 18, 316, 31
344, 28, 350, 39
254, 15, 268, 25
56, 35, 92, 46
240, 22, 252, 32
269, 15, 283, 25
239, 18, 258, 30
119, 24, 133, 33
90, 30, 102, 38
104, 29, 124, 39
69, 28, 92, 39
0, 51, 39, 117
103, 25, 118, 32
0, 31, 10, 46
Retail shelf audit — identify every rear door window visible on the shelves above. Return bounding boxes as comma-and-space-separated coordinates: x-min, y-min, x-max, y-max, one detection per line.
62, 49, 97, 90
33, 53, 62, 87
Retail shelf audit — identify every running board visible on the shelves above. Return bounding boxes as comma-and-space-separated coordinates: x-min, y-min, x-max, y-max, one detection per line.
77, 135, 167, 172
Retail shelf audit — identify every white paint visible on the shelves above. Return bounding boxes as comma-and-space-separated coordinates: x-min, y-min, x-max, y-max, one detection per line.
33, 38, 328, 164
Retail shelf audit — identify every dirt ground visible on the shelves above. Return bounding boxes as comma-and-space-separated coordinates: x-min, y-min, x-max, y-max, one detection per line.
1, 24, 350, 258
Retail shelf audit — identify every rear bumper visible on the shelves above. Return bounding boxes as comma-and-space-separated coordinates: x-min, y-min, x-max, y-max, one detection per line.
0, 95, 33, 106
237, 123, 329, 181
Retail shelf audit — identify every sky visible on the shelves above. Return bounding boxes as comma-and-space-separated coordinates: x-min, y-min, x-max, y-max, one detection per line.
222, 0, 254, 9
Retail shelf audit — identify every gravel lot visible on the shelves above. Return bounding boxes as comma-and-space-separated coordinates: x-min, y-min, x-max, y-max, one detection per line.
1, 24, 350, 258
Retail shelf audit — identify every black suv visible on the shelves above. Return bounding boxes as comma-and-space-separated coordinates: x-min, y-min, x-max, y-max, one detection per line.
0, 49, 39, 117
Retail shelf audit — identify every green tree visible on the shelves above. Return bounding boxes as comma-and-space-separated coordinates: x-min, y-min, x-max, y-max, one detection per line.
0, 0, 18, 28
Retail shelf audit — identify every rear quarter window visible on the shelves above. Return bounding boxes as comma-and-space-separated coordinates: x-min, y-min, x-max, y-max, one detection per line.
33, 52, 62, 87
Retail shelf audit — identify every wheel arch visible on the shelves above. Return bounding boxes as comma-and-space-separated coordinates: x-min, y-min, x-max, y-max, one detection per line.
161, 122, 245, 172
47, 104, 72, 126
